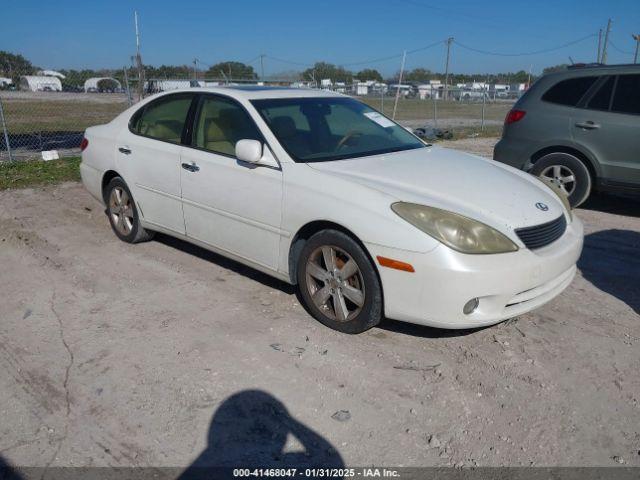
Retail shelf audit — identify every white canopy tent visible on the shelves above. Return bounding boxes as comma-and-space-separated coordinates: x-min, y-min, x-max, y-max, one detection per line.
20, 76, 62, 92
84, 77, 122, 92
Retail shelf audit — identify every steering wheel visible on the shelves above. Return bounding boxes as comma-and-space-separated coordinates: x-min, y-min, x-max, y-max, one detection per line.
335, 130, 363, 151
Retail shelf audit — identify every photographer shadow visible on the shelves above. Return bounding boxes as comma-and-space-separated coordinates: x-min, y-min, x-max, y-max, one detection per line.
178, 390, 344, 479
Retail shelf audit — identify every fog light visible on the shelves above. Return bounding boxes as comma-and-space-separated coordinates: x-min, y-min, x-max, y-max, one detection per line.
463, 298, 479, 315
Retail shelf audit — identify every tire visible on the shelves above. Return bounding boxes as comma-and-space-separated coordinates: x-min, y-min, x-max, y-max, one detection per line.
296, 229, 382, 334
104, 177, 154, 243
531, 152, 592, 208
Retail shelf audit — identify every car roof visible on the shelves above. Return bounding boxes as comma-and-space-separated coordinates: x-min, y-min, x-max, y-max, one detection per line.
543, 63, 640, 79
157, 86, 346, 100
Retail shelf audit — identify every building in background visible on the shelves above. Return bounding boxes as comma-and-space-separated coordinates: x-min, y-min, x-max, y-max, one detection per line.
19, 75, 62, 92
418, 80, 443, 99
36, 69, 66, 79
84, 77, 122, 93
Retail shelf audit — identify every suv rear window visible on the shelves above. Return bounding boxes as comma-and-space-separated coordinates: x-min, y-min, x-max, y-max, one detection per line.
611, 74, 640, 115
542, 76, 598, 106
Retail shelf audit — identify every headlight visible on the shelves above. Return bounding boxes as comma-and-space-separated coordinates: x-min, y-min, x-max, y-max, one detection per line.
391, 202, 519, 254
535, 176, 572, 221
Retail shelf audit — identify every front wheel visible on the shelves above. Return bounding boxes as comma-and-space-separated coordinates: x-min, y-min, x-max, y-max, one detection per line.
297, 230, 382, 334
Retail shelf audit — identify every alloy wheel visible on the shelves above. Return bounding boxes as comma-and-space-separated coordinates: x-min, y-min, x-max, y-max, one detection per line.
305, 245, 365, 322
108, 186, 134, 236
540, 164, 576, 196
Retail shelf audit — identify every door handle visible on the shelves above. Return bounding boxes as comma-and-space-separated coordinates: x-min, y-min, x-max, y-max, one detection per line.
181, 162, 200, 172
575, 121, 600, 130
118, 146, 132, 154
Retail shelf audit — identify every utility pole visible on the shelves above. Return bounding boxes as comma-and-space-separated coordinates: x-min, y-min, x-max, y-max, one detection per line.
601, 19, 612, 65
260, 54, 265, 83
444, 37, 454, 101
134, 11, 145, 100
392, 50, 407, 120
633, 34, 640, 64
123, 67, 132, 106
597, 29, 602, 63
193, 58, 198, 82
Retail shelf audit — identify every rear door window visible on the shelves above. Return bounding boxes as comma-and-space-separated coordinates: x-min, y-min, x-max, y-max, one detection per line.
131, 94, 194, 143
611, 74, 640, 115
542, 76, 598, 106
586, 76, 615, 111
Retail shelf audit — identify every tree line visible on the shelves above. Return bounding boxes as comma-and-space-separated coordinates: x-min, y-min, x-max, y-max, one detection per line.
1, 50, 556, 89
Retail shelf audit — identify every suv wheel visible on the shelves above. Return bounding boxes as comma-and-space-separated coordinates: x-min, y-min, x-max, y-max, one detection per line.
531, 152, 592, 208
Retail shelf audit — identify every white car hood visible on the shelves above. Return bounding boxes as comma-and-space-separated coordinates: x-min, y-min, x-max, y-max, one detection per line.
307, 146, 565, 232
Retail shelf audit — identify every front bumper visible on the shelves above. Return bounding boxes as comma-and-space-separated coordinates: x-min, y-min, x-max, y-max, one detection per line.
366, 215, 583, 329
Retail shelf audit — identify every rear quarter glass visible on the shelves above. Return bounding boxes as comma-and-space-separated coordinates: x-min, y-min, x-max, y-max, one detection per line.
541, 76, 599, 106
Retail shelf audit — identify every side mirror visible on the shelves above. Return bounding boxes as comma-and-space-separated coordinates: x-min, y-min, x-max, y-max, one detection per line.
235, 139, 263, 164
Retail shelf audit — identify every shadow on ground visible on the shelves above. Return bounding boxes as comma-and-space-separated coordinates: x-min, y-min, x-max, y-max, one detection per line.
155, 233, 296, 294
0, 455, 23, 480
178, 390, 343, 479
156, 234, 490, 339
578, 229, 640, 314
377, 318, 484, 339
579, 192, 640, 218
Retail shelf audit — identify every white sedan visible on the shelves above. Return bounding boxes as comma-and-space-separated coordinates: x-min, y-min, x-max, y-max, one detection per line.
80, 87, 583, 333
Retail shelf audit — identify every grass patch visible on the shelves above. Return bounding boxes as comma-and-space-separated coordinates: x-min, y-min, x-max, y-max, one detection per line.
0, 157, 81, 190
2, 96, 127, 133
446, 124, 503, 140
359, 97, 513, 123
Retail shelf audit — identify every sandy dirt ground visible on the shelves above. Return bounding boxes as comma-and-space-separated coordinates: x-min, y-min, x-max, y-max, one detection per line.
1, 141, 639, 470
439, 136, 499, 157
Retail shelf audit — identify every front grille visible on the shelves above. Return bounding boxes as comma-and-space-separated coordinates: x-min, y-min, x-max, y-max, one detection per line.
515, 215, 567, 250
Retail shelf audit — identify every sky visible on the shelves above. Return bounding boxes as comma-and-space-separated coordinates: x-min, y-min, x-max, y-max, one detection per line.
1, 0, 639, 76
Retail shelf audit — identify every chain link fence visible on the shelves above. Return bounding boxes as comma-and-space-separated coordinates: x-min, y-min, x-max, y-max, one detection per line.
0, 69, 132, 161
0, 70, 521, 162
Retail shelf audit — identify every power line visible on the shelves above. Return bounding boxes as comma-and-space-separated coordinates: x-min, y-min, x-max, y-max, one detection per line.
195, 33, 597, 75
265, 55, 312, 67
609, 40, 634, 55
244, 55, 263, 66
454, 33, 597, 57
265, 39, 444, 70
341, 53, 403, 67
406, 39, 446, 55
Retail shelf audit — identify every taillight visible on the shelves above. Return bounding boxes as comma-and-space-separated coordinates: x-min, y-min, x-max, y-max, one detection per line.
505, 109, 526, 125
80, 137, 89, 151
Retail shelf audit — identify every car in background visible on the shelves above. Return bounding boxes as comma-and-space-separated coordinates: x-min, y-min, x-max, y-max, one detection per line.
493, 64, 640, 207
80, 87, 582, 333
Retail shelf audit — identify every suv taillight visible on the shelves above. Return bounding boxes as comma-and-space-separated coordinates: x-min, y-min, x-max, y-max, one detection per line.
80, 137, 89, 151
505, 109, 526, 125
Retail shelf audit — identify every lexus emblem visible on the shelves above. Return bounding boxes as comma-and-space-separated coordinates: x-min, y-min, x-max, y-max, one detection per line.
535, 202, 549, 211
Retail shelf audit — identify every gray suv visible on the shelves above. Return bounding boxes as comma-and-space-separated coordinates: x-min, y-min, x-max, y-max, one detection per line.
493, 64, 640, 207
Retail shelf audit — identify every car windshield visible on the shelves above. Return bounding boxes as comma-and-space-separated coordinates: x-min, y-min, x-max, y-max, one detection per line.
250, 97, 425, 162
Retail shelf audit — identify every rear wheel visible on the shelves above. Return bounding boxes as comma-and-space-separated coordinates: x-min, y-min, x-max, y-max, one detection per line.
297, 230, 382, 334
531, 152, 592, 207
104, 177, 154, 243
